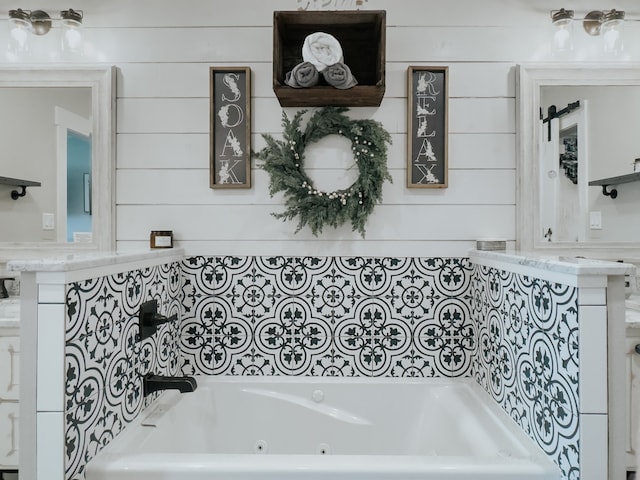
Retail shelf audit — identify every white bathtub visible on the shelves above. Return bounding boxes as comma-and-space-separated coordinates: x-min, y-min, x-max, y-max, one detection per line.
85, 376, 560, 480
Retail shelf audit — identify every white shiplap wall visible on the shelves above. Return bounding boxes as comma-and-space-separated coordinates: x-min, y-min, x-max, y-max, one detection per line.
9, 0, 640, 257
113, 0, 522, 257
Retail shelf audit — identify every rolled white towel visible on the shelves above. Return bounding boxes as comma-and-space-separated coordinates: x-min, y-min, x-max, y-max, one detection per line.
302, 32, 343, 72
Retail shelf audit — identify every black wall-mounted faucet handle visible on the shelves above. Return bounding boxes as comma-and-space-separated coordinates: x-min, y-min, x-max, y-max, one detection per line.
138, 299, 178, 340
0, 278, 10, 299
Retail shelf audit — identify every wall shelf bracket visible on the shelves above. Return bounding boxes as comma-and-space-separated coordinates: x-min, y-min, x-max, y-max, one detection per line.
589, 171, 640, 200
0, 176, 42, 200
10, 185, 28, 200
600, 185, 618, 199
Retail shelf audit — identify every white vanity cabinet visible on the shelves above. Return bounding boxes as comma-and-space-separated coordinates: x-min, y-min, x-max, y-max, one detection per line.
0, 324, 19, 470
627, 322, 640, 472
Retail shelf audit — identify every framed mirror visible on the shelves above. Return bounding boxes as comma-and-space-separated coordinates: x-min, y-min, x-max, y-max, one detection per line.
517, 64, 640, 258
0, 66, 115, 259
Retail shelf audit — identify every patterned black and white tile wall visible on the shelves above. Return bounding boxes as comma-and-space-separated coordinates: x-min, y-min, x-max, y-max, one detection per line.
64, 261, 182, 480
179, 256, 474, 377
470, 263, 579, 480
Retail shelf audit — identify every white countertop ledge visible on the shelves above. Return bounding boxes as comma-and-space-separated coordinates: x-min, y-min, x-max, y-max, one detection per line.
470, 250, 635, 276
0, 318, 19, 329
7, 248, 185, 272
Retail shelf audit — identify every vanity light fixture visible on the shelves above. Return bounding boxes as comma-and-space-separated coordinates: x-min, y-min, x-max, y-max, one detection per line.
6, 8, 84, 59
551, 8, 626, 55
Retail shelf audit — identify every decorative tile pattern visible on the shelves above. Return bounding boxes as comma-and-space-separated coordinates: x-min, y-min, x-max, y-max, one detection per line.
64, 262, 182, 480
62, 255, 581, 480
180, 257, 473, 377
470, 263, 579, 480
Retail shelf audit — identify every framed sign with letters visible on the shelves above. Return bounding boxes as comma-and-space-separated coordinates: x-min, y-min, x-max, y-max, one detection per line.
210, 66, 251, 188
407, 66, 448, 188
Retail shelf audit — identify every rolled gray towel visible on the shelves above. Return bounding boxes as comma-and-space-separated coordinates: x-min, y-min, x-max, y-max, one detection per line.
285, 62, 320, 88
322, 62, 358, 89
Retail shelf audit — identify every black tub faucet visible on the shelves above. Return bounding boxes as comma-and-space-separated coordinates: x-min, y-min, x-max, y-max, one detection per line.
143, 374, 198, 396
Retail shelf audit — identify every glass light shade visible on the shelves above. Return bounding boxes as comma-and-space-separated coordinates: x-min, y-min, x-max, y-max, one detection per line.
553, 22, 574, 52
60, 10, 84, 54
62, 26, 83, 53
551, 9, 574, 52
602, 10, 625, 55
7, 10, 31, 60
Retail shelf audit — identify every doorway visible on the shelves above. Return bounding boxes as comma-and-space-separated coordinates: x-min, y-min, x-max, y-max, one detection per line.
55, 107, 92, 243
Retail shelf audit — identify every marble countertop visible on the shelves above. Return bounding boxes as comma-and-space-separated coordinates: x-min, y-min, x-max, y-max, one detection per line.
7, 248, 185, 272
627, 296, 640, 329
470, 249, 635, 276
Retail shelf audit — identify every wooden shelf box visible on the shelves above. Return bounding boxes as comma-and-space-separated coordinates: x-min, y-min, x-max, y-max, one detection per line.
273, 10, 386, 107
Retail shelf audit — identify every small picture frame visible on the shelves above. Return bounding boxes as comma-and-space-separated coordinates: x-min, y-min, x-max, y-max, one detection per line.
407, 66, 448, 188
210, 67, 252, 188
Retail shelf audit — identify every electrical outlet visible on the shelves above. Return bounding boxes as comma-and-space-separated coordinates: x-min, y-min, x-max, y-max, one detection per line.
589, 211, 602, 230
42, 213, 55, 230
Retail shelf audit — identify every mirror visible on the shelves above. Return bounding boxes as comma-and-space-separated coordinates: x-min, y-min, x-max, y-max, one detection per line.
0, 66, 115, 259
517, 64, 640, 257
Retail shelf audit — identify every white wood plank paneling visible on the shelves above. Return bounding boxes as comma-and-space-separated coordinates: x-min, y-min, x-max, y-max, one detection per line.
117, 97, 514, 135
82, 23, 638, 65
106, 1, 529, 257
81, 0, 640, 29
116, 62, 515, 99
386, 62, 516, 99
449, 98, 515, 134
386, 26, 546, 63
84, 28, 274, 63
117, 134, 210, 169
116, 98, 208, 134
116, 204, 515, 241
117, 239, 517, 258
116, 168, 514, 205
117, 132, 514, 171
449, 134, 515, 170
55, 0, 608, 257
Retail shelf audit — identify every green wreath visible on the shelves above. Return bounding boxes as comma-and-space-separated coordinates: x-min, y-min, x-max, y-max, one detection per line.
255, 106, 392, 237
